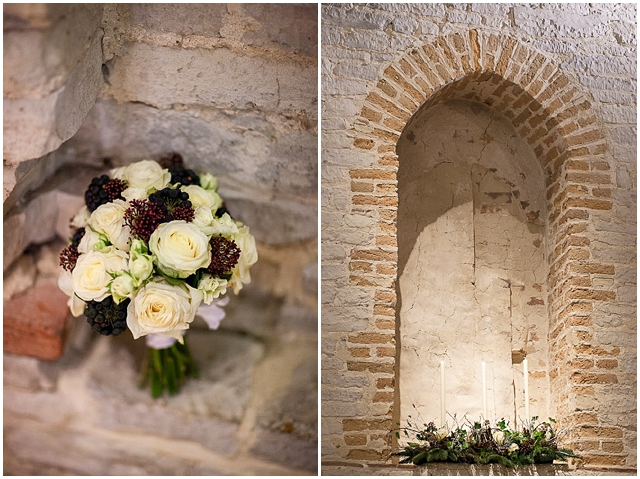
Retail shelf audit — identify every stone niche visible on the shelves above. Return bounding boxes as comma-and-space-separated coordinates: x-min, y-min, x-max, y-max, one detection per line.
397, 99, 550, 427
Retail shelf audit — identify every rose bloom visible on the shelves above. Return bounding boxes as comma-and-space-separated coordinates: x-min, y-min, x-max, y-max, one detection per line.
111, 160, 171, 191
58, 270, 86, 316
110, 273, 135, 303
88, 199, 131, 251
493, 430, 506, 445
149, 220, 211, 278
507, 443, 519, 453
126, 280, 203, 342
206, 213, 239, 237
71, 205, 90, 229
181, 184, 222, 212
198, 274, 228, 304
121, 186, 148, 202
199, 173, 218, 191
229, 224, 258, 294
71, 248, 127, 302
192, 205, 214, 230
77, 228, 107, 254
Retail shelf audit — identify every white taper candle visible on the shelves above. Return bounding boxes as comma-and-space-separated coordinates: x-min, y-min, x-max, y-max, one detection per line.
482, 361, 487, 419
523, 357, 530, 420
440, 360, 446, 427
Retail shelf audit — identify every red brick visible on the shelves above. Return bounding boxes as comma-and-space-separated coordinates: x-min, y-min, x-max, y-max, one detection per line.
349, 347, 371, 358
565, 172, 611, 185
596, 359, 618, 369
347, 361, 394, 374
350, 169, 396, 180
377, 377, 394, 389
351, 248, 397, 262
571, 372, 618, 384
362, 106, 383, 123
373, 391, 394, 402
601, 441, 625, 453
375, 319, 395, 330
353, 195, 398, 207
581, 454, 626, 467
376, 347, 395, 358
344, 434, 368, 446
347, 332, 394, 344
373, 304, 395, 316
564, 198, 613, 210
374, 290, 396, 303
4, 283, 70, 360
354, 137, 375, 149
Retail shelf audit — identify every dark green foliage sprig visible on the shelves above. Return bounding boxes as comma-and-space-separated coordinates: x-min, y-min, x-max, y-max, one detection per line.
391, 416, 581, 468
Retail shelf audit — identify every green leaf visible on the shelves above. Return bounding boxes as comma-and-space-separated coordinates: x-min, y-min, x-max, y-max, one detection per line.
160, 272, 186, 286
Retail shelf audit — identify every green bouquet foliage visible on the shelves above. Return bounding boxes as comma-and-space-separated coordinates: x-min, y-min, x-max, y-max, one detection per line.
392, 416, 581, 468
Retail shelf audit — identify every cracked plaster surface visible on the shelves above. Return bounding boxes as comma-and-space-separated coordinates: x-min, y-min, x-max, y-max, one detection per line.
397, 100, 550, 427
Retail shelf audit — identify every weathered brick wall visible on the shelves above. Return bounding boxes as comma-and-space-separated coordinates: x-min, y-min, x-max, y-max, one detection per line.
4, 4, 317, 474
321, 3, 636, 472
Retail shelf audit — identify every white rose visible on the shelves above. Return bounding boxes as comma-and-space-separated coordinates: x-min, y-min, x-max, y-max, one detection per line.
126, 280, 202, 342
71, 206, 91, 229
192, 205, 214, 229
121, 186, 148, 202
128, 238, 155, 284
199, 173, 218, 191
109, 165, 127, 179
198, 274, 228, 304
508, 443, 519, 453
88, 200, 131, 251
77, 228, 107, 254
114, 160, 171, 191
493, 430, 506, 445
435, 428, 448, 440
58, 270, 85, 317
129, 254, 154, 284
148, 220, 211, 278
204, 213, 239, 237
110, 273, 135, 303
71, 249, 127, 302
229, 225, 258, 294
181, 184, 222, 212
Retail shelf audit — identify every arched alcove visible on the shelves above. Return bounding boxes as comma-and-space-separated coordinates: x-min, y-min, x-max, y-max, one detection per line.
396, 99, 550, 426
344, 30, 619, 463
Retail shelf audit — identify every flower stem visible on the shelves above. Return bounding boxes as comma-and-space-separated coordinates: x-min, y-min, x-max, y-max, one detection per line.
140, 336, 199, 398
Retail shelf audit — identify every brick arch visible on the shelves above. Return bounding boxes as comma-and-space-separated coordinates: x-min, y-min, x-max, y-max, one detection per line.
346, 30, 620, 465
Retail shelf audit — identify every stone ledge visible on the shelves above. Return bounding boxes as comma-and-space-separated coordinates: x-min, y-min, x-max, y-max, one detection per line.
322, 461, 638, 476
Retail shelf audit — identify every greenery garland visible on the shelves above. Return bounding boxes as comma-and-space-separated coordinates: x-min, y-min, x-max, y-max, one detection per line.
392, 416, 581, 468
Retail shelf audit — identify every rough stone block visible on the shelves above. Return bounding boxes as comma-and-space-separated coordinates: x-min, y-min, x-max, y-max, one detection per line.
127, 3, 227, 37
3, 282, 70, 360
3, 253, 37, 301
106, 42, 316, 113
4, 5, 104, 164
249, 428, 318, 472
52, 99, 317, 245
240, 4, 318, 57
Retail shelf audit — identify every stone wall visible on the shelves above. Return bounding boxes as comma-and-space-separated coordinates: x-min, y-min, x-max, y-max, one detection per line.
321, 3, 636, 473
4, 4, 318, 474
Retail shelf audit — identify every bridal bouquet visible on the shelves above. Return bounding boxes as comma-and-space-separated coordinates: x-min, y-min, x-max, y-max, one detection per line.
58, 155, 257, 397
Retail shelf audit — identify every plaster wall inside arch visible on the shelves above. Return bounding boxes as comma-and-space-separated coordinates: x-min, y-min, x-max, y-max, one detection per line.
397, 100, 551, 427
